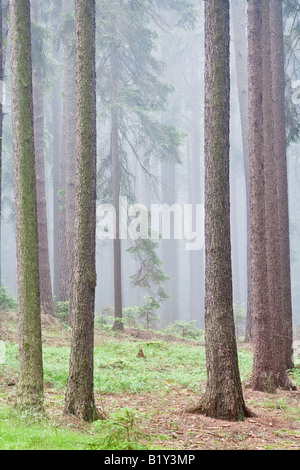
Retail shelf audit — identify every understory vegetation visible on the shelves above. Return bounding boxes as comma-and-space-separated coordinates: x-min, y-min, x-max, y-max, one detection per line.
0, 311, 299, 450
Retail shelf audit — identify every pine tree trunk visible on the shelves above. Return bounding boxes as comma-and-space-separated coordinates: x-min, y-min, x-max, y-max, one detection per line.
270, 0, 294, 372
248, 0, 276, 393
52, 42, 62, 303
0, 0, 9, 285
62, 0, 76, 324
161, 161, 179, 325
31, 0, 54, 317
231, 0, 252, 342
262, 0, 295, 390
111, 35, 124, 332
10, 0, 44, 413
64, 0, 103, 422
191, 0, 252, 421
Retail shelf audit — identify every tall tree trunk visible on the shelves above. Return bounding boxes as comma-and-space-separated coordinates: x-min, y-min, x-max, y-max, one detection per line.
248, 0, 276, 393
188, 127, 204, 326
262, 0, 295, 390
64, 0, 103, 422
10, 0, 44, 412
52, 42, 62, 303
191, 0, 252, 421
231, 0, 252, 342
270, 0, 294, 372
161, 161, 179, 326
31, 0, 54, 317
0, 0, 9, 286
111, 36, 123, 332
62, 0, 76, 324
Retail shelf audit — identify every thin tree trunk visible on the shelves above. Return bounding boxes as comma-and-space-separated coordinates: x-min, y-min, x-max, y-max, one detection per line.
231, 0, 252, 342
111, 36, 123, 332
52, 43, 62, 303
31, 0, 54, 317
161, 161, 179, 325
10, 0, 44, 413
64, 0, 103, 422
62, 0, 76, 324
270, 0, 294, 372
190, 0, 252, 421
0, 0, 9, 286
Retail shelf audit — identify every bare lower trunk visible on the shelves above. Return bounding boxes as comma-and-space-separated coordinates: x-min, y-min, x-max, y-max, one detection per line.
262, 0, 294, 390
10, 0, 44, 413
62, 0, 76, 324
270, 0, 294, 372
64, 0, 102, 422
191, 0, 252, 421
231, 0, 252, 342
31, 0, 54, 317
248, 0, 276, 393
111, 37, 123, 332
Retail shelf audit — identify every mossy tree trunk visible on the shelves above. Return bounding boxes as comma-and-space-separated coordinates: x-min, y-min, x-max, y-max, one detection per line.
10, 0, 44, 413
64, 0, 103, 422
191, 0, 252, 422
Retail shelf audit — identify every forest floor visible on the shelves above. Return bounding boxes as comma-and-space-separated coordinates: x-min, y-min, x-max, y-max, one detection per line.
0, 312, 299, 451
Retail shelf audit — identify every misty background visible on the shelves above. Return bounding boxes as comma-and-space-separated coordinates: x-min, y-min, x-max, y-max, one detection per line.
1, 0, 300, 333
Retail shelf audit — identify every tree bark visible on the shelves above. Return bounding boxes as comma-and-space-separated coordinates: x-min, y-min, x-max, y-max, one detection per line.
231, 0, 252, 342
270, 0, 294, 372
10, 0, 44, 413
248, 0, 276, 393
0, 0, 9, 285
31, 0, 54, 317
64, 0, 103, 422
62, 0, 76, 324
191, 0, 252, 421
52, 40, 62, 303
261, 0, 295, 390
111, 34, 124, 332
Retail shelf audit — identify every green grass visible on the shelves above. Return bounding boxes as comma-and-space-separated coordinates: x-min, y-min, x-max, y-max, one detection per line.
0, 328, 299, 450
0, 407, 92, 450
1, 337, 254, 395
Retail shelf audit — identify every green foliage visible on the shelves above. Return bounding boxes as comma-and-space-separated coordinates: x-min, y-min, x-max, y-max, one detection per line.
95, 306, 115, 330
171, 320, 203, 340
89, 408, 150, 450
138, 295, 160, 329
97, 0, 188, 205
122, 306, 140, 328
54, 301, 69, 323
0, 287, 17, 313
128, 238, 170, 301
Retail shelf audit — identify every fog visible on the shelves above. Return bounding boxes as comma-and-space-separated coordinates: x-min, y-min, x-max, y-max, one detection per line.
1, 0, 300, 335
